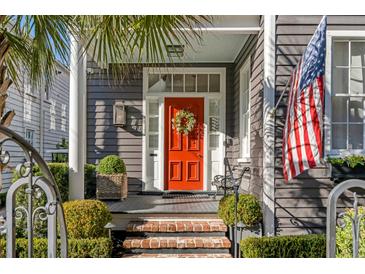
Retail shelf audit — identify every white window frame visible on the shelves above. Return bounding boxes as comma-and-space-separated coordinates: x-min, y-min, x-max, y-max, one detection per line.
238, 58, 251, 162
325, 31, 365, 157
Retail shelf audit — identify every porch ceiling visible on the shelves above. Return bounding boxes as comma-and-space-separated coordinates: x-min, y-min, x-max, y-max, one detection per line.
87, 15, 259, 65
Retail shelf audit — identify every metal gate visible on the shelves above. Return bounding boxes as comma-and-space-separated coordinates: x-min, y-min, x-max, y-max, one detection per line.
327, 179, 365, 258
0, 125, 68, 258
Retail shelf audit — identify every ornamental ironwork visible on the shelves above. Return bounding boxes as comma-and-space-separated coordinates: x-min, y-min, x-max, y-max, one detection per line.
327, 179, 365, 258
0, 125, 68, 258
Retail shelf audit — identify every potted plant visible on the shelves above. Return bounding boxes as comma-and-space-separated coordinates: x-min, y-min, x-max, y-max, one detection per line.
218, 193, 262, 254
96, 155, 128, 200
327, 155, 365, 181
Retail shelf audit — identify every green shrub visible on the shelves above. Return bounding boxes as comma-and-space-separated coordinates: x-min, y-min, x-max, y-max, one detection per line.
0, 237, 112, 258
84, 163, 97, 199
97, 155, 126, 175
241, 234, 326, 258
218, 194, 262, 226
327, 154, 365, 168
336, 206, 365, 258
63, 199, 112, 239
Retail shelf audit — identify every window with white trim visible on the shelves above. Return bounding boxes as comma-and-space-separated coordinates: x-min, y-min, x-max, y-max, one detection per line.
330, 39, 365, 152
50, 100, 56, 130
61, 104, 67, 132
25, 129, 34, 146
239, 60, 251, 160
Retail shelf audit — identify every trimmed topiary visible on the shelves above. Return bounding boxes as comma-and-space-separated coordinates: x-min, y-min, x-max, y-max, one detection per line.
218, 194, 262, 227
97, 155, 126, 175
240, 234, 326, 258
63, 199, 112, 239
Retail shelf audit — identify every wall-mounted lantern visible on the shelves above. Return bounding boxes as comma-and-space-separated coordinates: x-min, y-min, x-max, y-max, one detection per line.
113, 101, 126, 127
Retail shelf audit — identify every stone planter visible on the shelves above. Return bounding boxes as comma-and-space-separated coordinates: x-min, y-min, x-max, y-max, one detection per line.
96, 173, 128, 200
228, 223, 262, 257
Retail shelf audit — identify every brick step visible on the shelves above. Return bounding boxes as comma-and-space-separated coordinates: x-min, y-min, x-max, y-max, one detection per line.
127, 220, 227, 233
126, 232, 226, 237
123, 236, 231, 250
122, 253, 233, 258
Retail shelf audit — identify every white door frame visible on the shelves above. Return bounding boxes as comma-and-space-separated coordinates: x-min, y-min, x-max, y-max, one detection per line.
142, 67, 226, 192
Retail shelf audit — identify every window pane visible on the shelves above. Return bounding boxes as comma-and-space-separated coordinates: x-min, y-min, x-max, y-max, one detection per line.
173, 74, 184, 92
209, 100, 220, 116
350, 68, 365, 94
161, 74, 172, 92
242, 113, 249, 137
149, 117, 158, 132
197, 74, 208, 92
149, 101, 159, 116
332, 97, 347, 122
349, 98, 363, 122
351, 42, 365, 67
209, 134, 219, 148
148, 74, 160, 91
333, 42, 349, 66
209, 117, 220, 132
349, 124, 363, 149
185, 74, 196, 92
332, 124, 347, 149
209, 74, 220, 92
241, 70, 249, 91
333, 68, 349, 94
149, 135, 158, 148
242, 91, 249, 114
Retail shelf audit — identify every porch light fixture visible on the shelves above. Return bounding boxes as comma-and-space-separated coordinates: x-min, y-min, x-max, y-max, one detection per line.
166, 44, 184, 58
113, 101, 127, 127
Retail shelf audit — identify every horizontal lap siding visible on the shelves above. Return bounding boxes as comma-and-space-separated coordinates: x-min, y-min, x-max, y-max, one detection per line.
274, 15, 365, 235
87, 62, 233, 194
0, 65, 69, 193
228, 16, 264, 198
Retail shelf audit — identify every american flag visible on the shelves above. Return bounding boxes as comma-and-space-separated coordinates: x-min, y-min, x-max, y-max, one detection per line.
282, 16, 327, 181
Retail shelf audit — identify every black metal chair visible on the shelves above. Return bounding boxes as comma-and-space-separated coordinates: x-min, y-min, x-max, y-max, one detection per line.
212, 158, 250, 199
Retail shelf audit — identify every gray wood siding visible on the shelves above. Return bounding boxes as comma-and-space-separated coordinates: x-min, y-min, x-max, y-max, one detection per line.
274, 15, 365, 235
0, 64, 69, 193
227, 17, 264, 198
86, 61, 234, 194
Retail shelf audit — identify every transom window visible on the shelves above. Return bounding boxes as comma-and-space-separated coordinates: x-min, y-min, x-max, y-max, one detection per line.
148, 73, 220, 93
331, 40, 365, 151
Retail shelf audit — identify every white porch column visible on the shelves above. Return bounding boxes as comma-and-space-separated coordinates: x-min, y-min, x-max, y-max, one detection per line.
69, 35, 87, 200
262, 15, 276, 236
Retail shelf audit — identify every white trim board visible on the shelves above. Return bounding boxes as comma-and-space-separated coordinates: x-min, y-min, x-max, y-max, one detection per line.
142, 67, 226, 192
262, 15, 276, 236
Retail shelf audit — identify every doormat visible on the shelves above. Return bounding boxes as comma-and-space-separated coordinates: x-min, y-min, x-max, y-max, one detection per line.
162, 191, 212, 199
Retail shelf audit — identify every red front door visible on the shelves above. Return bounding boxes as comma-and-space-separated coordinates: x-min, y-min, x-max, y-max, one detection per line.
164, 98, 204, 191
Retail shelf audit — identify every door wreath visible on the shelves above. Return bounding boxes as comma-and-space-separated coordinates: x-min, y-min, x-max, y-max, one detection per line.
172, 109, 196, 135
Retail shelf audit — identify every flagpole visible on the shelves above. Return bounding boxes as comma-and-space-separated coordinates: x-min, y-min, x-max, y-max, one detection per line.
270, 62, 298, 116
